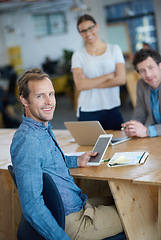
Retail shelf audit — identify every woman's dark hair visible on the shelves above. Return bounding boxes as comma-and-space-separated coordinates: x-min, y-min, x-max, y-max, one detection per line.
77, 14, 96, 31
133, 48, 161, 72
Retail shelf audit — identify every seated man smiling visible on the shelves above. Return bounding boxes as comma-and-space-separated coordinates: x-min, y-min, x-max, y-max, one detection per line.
122, 48, 161, 138
10, 68, 123, 240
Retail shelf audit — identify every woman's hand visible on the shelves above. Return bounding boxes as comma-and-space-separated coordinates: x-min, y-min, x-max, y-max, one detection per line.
72, 68, 117, 91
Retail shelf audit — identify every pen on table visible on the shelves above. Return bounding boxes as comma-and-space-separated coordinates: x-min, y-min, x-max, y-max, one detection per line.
103, 158, 110, 162
121, 126, 127, 131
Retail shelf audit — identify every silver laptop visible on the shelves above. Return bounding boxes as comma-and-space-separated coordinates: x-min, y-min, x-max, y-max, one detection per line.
64, 121, 106, 146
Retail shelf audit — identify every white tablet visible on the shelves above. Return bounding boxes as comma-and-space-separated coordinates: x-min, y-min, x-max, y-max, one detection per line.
110, 137, 131, 146
87, 134, 113, 166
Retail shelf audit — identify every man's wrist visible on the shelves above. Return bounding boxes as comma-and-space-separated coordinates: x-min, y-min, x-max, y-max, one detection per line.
146, 128, 150, 137
147, 126, 158, 137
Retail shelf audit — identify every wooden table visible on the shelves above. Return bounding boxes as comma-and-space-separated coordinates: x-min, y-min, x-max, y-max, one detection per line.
0, 129, 161, 240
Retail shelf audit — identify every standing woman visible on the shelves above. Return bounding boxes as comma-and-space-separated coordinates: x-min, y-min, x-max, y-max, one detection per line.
71, 14, 126, 130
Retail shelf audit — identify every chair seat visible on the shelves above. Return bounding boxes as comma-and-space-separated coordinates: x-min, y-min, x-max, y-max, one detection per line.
103, 232, 126, 240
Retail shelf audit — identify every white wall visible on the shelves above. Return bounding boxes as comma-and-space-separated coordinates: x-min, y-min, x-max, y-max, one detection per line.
0, 0, 108, 71
0, 0, 161, 71
0, 11, 85, 70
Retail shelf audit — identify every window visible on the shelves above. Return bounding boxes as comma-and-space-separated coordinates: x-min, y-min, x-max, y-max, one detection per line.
105, 0, 157, 53
33, 12, 67, 37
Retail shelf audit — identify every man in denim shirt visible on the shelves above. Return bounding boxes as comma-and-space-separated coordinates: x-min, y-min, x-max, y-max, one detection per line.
10, 68, 123, 240
122, 48, 161, 138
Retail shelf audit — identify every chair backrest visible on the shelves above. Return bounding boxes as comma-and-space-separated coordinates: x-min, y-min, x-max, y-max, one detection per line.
42, 172, 65, 229
8, 165, 17, 187
103, 232, 126, 240
8, 165, 65, 240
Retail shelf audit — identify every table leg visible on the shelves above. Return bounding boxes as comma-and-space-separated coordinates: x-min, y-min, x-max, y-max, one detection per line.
158, 186, 161, 239
0, 170, 21, 240
0, 170, 14, 240
109, 180, 158, 240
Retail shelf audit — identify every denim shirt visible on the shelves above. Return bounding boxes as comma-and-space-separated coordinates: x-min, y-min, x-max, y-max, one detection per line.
10, 115, 87, 240
148, 87, 161, 137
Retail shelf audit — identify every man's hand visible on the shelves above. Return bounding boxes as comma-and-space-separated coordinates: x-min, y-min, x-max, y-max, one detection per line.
77, 151, 97, 167
121, 120, 148, 138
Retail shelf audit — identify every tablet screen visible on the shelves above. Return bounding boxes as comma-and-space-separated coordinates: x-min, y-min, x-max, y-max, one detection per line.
87, 135, 112, 165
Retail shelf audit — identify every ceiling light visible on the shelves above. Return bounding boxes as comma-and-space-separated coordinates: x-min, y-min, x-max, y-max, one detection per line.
70, 0, 88, 12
